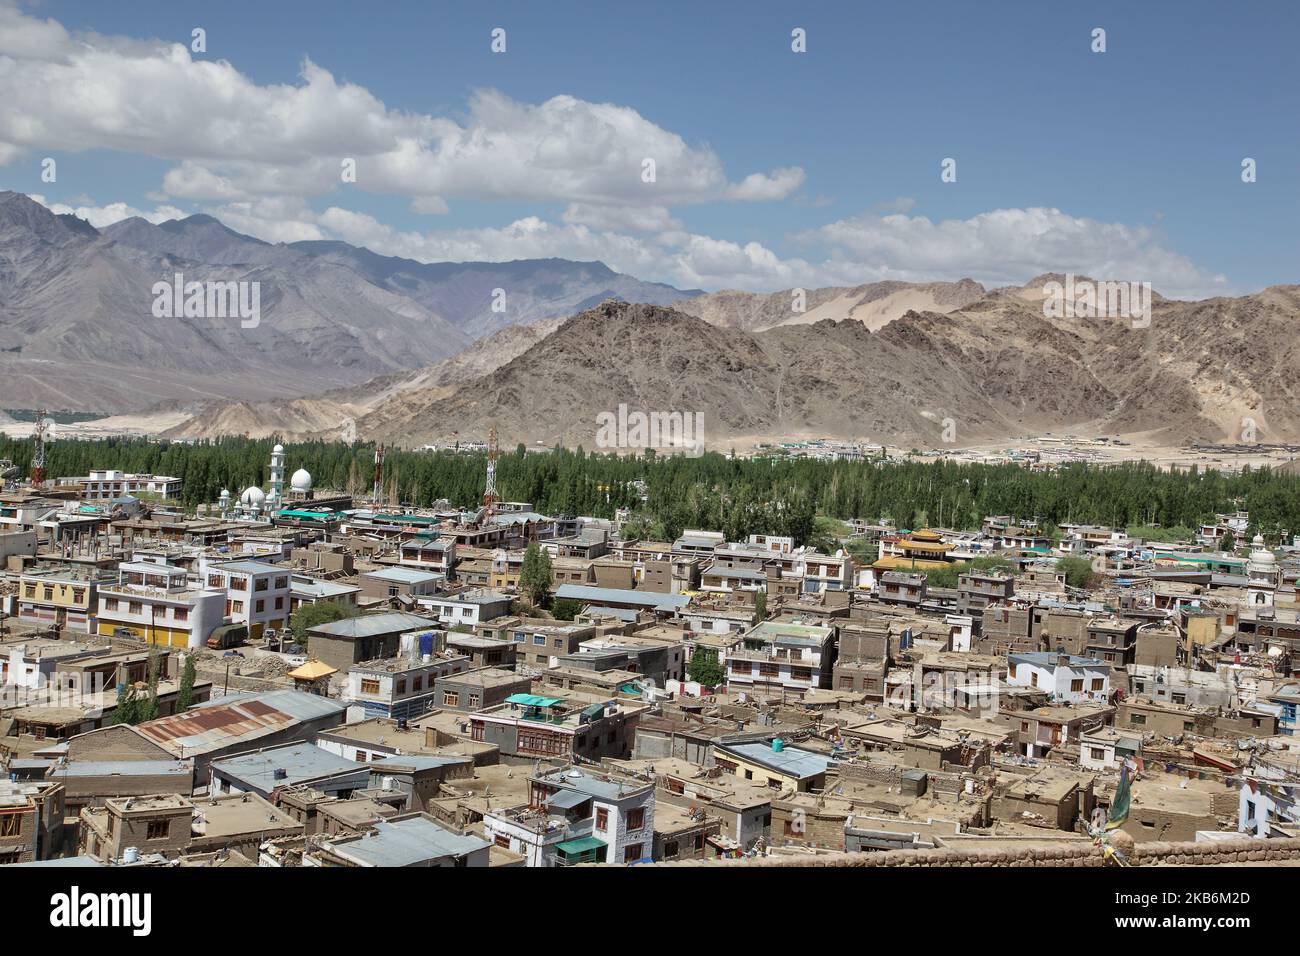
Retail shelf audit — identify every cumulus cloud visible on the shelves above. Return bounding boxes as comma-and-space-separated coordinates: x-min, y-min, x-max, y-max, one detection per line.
795, 207, 1228, 298
2, 4, 1226, 297
30, 194, 186, 228
0, 4, 800, 211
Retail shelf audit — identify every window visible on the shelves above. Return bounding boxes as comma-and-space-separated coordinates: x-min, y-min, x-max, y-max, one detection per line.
1089, 747, 1106, 761
495, 834, 511, 849
663, 840, 679, 858
360, 678, 380, 695
146, 820, 170, 840
534, 635, 546, 646
468, 694, 480, 709
1091, 679, 1104, 692
627, 808, 645, 831
174, 608, 188, 622
443, 691, 459, 707
595, 807, 609, 831
1071, 679, 1084, 692
106, 598, 119, 611
623, 843, 643, 863
129, 602, 143, 615
1130, 714, 1146, 725
395, 679, 406, 695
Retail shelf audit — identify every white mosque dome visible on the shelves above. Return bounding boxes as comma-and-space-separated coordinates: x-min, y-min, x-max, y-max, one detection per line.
240, 486, 266, 507
1249, 534, 1277, 568
290, 468, 313, 492
273, 443, 285, 454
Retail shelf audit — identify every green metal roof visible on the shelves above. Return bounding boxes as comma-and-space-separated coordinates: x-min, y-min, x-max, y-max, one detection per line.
279, 509, 334, 520
505, 693, 564, 708
556, 836, 606, 854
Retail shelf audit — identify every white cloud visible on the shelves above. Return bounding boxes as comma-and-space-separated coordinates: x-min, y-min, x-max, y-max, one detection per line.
795, 207, 1228, 298
30, 194, 185, 228
1, 5, 1226, 297
0, 4, 800, 212
561, 203, 681, 233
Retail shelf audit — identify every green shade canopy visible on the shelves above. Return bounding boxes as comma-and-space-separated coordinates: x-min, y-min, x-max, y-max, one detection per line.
505, 693, 564, 708
556, 836, 606, 855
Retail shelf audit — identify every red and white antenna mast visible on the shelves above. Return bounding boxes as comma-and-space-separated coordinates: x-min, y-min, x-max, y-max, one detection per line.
482, 426, 498, 522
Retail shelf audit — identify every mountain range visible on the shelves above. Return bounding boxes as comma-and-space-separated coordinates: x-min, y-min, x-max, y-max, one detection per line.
0, 191, 697, 413
4, 191, 1298, 450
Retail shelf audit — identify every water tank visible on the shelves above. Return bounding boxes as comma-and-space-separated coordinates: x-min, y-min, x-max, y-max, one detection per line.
122, 847, 140, 864
418, 631, 435, 657
772, 738, 784, 753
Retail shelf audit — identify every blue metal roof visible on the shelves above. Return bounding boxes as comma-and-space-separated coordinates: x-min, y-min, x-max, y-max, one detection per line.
328, 815, 490, 866
718, 741, 831, 780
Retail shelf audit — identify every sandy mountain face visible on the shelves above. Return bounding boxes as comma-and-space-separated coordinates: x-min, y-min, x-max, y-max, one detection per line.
676, 279, 986, 332
161, 315, 566, 441
348, 287, 1300, 451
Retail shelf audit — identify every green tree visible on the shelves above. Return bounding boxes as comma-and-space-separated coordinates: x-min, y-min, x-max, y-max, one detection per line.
752, 589, 768, 624
1056, 555, 1096, 591
112, 683, 141, 726
551, 598, 582, 621
519, 541, 553, 606
291, 600, 359, 648
178, 653, 197, 710
1219, 531, 1235, 553
137, 644, 164, 723
686, 648, 725, 687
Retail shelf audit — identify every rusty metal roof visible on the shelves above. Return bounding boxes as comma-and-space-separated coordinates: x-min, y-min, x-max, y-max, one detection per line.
136, 690, 344, 757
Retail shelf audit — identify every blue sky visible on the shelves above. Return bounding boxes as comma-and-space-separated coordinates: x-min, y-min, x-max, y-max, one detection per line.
2, 0, 1296, 296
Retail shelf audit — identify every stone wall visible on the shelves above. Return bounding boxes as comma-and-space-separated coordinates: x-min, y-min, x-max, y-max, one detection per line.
653, 836, 1300, 867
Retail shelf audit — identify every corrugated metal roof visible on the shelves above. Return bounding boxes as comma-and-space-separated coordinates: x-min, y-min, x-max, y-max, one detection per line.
718, 742, 831, 780
211, 742, 363, 792
329, 816, 490, 866
48, 760, 192, 778
136, 690, 344, 756
554, 584, 690, 610
307, 611, 438, 639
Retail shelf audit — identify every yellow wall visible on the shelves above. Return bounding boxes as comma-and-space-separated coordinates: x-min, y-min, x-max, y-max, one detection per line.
97, 618, 191, 648
20, 578, 93, 611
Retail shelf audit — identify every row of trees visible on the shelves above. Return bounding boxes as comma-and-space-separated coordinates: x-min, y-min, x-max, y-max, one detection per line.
10, 435, 1300, 544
